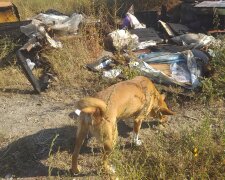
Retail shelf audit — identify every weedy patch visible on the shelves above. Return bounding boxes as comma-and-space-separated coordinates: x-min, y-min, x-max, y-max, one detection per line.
109, 116, 225, 179
0, 37, 16, 61
200, 38, 225, 102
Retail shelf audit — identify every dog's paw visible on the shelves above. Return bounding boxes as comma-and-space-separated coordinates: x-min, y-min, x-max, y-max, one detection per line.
109, 164, 116, 174
104, 164, 116, 174
70, 165, 81, 175
133, 139, 142, 146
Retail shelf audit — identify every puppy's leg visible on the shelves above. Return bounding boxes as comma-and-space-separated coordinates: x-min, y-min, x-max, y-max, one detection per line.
71, 120, 89, 174
133, 117, 144, 146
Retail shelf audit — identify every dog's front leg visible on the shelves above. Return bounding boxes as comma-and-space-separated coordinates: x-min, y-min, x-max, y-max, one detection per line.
133, 117, 144, 146
103, 139, 115, 174
71, 120, 89, 175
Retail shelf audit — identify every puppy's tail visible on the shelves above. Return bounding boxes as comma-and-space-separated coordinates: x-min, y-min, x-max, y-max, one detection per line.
77, 97, 106, 114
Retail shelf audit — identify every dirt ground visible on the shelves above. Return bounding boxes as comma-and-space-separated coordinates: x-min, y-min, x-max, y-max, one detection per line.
0, 85, 224, 179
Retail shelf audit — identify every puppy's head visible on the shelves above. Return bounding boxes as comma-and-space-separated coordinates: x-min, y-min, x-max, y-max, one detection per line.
152, 94, 175, 123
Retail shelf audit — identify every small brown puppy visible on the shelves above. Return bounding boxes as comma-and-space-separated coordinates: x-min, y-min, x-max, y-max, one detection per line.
71, 76, 174, 174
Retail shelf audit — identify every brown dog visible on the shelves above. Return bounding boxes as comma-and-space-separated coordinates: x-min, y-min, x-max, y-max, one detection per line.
71, 76, 174, 174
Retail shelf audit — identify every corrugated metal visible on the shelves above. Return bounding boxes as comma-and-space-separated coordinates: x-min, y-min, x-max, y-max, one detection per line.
195, 1, 225, 8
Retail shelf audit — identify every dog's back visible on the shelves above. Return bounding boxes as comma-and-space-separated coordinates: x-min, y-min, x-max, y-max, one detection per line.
94, 76, 159, 120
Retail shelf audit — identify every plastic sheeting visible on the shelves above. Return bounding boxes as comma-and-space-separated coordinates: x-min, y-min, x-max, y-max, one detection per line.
131, 50, 204, 89
32, 13, 84, 34
138, 52, 186, 64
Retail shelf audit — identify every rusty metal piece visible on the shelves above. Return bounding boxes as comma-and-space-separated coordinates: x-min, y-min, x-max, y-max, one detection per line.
0, 2, 20, 23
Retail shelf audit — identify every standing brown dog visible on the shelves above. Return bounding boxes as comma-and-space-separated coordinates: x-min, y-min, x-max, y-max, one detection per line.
71, 76, 174, 174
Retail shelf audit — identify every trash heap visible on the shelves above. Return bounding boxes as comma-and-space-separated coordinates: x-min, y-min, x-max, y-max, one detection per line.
0, 1, 224, 93
88, 1, 223, 90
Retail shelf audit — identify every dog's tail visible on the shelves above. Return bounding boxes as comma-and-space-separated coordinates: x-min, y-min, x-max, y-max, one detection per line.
77, 97, 106, 114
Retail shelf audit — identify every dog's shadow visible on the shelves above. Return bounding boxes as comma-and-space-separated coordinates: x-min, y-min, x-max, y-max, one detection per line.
0, 126, 77, 178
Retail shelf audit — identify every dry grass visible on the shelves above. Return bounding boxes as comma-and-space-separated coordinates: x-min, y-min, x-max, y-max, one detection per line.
0, 66, 29, 88
12, 0, 94, 19
0, 35, 30, 91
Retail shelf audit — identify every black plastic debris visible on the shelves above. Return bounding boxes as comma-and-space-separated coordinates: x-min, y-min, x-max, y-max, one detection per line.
130, 28, 163, 43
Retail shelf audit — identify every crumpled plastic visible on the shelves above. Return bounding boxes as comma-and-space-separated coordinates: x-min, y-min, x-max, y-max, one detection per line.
32, 13, 84, 34
108, 29, 139, 50
171, 33, 216, 49
20, 12, 84, 48
108, 29, 156, 51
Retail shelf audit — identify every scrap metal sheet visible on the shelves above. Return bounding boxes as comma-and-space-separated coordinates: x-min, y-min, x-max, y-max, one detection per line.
195, 1, 225, 8
130, 28, 163, 43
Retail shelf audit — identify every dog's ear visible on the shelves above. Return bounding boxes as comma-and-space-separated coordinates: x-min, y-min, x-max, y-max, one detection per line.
81, 107, 97, 114
160, 107, 175, 115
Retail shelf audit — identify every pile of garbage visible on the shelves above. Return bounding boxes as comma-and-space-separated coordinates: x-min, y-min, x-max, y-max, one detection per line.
0, 1, 223, 93
88, 2, 222, 90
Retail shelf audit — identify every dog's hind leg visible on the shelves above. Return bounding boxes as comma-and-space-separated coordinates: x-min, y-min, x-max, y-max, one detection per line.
71, 120, 89, 174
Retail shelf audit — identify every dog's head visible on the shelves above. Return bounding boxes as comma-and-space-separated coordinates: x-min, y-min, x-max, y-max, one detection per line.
151, 94, 175, 122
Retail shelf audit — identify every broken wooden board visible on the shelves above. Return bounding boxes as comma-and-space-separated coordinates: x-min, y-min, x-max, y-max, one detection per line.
149, 63, 171, 76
